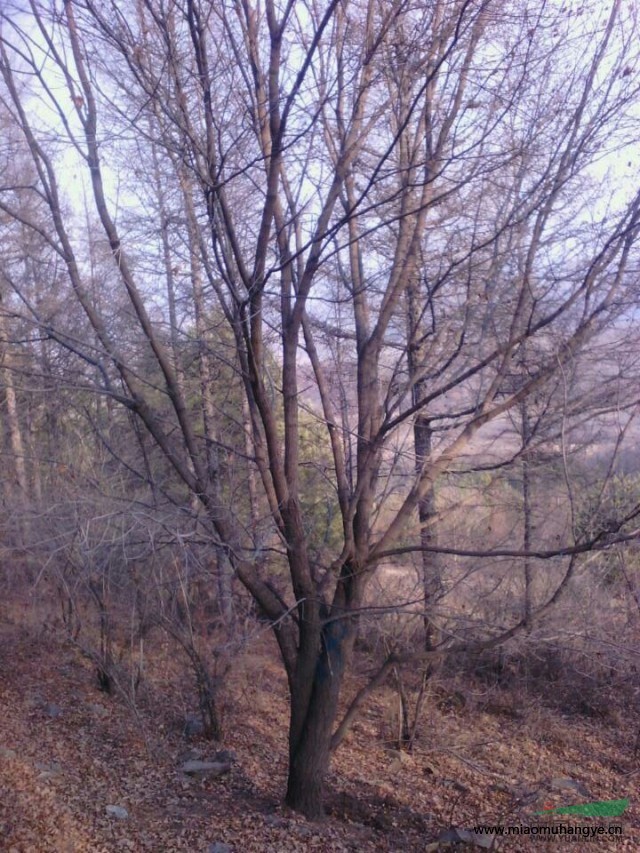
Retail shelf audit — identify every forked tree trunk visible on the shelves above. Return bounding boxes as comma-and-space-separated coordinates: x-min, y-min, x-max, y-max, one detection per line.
285, 615, 354, 818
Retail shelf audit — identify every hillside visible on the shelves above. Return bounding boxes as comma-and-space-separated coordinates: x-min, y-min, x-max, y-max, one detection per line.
1, 603, 638, 852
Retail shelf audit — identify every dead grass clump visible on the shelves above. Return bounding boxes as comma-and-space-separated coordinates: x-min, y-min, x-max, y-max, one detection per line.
446, 638, 629, 722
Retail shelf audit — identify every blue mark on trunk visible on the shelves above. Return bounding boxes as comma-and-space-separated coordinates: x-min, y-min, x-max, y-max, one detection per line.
316, 618, 348, 683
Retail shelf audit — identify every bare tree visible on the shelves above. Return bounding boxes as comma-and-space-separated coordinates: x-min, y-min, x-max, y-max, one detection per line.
1, 0, 640, 818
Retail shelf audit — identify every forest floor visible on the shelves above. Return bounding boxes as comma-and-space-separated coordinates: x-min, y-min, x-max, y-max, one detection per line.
0, 600, 639, 852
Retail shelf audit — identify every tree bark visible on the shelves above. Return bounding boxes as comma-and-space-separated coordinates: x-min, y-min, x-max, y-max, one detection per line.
285, 615, 353, 818
407, 276, 441, 649
521, 399, 533, 630
0, 307, 30, 552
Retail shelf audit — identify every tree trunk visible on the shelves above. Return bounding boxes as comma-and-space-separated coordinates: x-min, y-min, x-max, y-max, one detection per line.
286, 722, 332, 819
285, 615, 354, 818
0, 307, 30, 550
521, 399, 533, 631
414, 416, 440, 649
0, 315, 28, 498
216, 546, 234, 625
179, 168, 236, 622
406, 276, 441, 650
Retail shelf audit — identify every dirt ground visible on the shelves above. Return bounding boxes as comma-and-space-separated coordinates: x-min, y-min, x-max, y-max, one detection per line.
0, 605, 638, 852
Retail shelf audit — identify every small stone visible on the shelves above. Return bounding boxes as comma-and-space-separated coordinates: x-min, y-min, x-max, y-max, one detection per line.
44, 703, 63, 719
295, 826, 314, 839
181, 760, 231, 777
105, 805, 129, 820
0, 747, 17, 760
34, 761, 62, 773
386, 748, 413, 774
208, 843, 232, 853
442, 778, 469, 793
178, 747, 203, 763
89, 703, 109, 718
35, 761, 62, 780
264, 814, 288, 828
384, 748, 409, 761
437, 828, 493, 849
550, 778, 590, 797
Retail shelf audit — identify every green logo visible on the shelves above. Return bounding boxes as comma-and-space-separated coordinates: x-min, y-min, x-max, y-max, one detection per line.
536, 798, 629, 818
